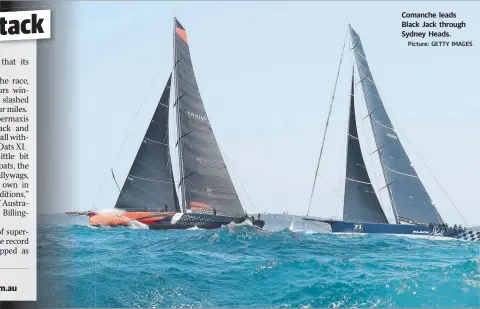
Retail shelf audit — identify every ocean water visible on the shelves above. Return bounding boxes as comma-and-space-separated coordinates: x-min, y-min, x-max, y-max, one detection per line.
37, 216, 479, 308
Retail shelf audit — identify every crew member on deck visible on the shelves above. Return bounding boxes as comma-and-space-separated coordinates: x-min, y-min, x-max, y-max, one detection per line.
164, 204, 168, 212
213, 209, 217, 216
258, 213, 261, 220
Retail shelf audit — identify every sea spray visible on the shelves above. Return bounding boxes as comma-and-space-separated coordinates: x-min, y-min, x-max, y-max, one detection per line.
93, 209, 150, 229
127, 220, 149, 230
186, 226, 202, 230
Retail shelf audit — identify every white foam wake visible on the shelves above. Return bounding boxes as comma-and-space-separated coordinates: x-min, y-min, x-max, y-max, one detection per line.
289, 221, 295, 231
288, 220, 319, 234
127, 220, 149, 230
227, 219, 254, 227
186, 226, 203, 230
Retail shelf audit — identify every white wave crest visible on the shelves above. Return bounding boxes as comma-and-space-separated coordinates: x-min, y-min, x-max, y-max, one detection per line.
187, 225, 203, 230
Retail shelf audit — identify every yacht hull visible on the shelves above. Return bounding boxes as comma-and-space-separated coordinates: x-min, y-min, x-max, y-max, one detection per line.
87, 211, 265, 230
303, 218, 478, 241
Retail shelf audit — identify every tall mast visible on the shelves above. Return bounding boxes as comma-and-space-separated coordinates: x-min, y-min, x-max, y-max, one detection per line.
173, 17, 186, 213
350, 26, 400, 224
172, 18, 245, 217
352, 58, 399, 224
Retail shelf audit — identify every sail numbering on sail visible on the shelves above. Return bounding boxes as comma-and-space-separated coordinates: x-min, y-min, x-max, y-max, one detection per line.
66, 18, 264, 230
303, 25, 479, 242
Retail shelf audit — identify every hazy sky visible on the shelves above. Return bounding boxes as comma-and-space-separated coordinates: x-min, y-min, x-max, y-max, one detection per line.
71, 1, 480, 226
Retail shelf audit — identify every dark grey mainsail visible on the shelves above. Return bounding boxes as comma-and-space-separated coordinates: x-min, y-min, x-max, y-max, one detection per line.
349, 26, 443, 224
115, 74, 180, 212
343, 73, 389, 223
173, 18, 245, 217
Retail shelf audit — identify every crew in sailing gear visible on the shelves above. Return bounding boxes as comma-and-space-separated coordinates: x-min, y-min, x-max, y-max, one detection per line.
251, 216, 255, 222
258, 213, 261, 220
454, 224, 457, 232
164, 204, 168, 212
213, 209, 217, 216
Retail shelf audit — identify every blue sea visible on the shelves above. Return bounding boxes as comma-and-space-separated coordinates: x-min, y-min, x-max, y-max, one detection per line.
37, 214, 479, 308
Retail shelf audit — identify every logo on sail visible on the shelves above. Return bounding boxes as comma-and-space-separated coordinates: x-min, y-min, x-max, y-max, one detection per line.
386, 133, 398, 140
187, 110, 208, 123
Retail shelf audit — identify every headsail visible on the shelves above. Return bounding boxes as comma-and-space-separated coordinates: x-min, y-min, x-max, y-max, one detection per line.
349, 25, 443, 224
115, 74, 180, 212
173, 18, 245, 217
343, 72, 389, 223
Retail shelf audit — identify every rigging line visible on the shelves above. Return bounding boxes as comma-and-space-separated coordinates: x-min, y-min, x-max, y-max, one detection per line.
335, 97, 347, 217
91, 70, 161, 209
335, 39, 356, 218
391, 122, 469, 227
304, 219, 332, 233
218, 145, 257, 212
111, 169, 127, 206
336, 62, 354, 218
317, 174, 339, 193
306, 27, 349, 216
111, 169, 122, 193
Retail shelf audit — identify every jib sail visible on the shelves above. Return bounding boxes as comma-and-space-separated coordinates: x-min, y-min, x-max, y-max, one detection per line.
343, 72, 389, 223
115, 74, 180, 212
